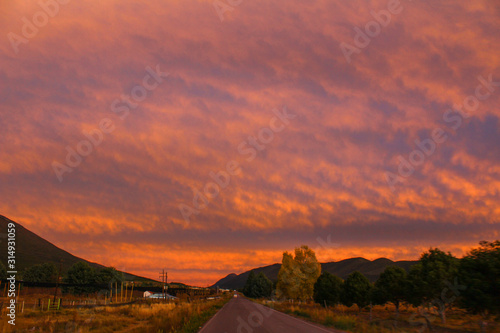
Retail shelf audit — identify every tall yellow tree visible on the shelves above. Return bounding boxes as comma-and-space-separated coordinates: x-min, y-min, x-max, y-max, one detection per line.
276, 245, 321, 300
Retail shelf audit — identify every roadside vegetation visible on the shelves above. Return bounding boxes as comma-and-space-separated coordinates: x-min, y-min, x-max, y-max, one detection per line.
243, 241, 500, 333
0, 257, 231, 332
0, 296, 230, 332
257, 300, 495, 333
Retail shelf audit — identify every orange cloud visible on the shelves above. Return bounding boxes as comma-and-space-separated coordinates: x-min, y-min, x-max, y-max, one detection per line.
0, 0, 499, 285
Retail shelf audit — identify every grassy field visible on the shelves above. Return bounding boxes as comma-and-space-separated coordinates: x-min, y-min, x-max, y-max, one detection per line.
0, 295, 230, 333
256, 300, 499, 333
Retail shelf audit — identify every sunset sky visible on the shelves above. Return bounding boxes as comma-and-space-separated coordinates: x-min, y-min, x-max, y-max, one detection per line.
1, 0, 499, 286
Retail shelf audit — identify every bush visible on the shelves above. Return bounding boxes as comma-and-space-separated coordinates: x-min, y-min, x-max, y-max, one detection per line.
243, 271, 273, 298
22, 262, 58, 283
292, 309, 311, 318
314, 271, 343, 307
323, 315, 335, 326
333, 315, 357, 331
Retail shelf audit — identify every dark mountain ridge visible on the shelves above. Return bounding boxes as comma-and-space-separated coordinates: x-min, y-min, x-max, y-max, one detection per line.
0, 215, 156, 283
212, 257, 418, 290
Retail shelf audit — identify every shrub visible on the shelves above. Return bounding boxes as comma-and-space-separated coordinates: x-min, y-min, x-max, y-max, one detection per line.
323, 315, 335, 326
292, 309, 311, 318
333, 315, 357, 331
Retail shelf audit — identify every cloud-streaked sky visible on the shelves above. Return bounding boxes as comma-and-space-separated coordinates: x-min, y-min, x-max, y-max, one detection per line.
1, 0, 499, 286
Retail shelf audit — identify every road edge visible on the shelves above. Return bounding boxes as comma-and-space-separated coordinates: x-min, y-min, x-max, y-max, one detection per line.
248, 299, 348, 333
197, 297, 233, 333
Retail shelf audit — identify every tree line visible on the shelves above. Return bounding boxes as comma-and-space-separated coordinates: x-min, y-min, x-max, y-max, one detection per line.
241, 241, 500, 330
0, 261, 125, 295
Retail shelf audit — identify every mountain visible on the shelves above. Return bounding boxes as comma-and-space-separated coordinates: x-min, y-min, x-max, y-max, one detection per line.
212, 273, 238, 288
0, 215, 156, 283
212, 257, 418, 290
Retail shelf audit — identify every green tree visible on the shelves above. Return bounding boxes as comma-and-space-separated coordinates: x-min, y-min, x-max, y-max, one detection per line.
22, 263, 57, 283
243, 271, 274, 298
64, 262, 97, 295
258, 272, 274, 298
459, 240, 500, 332
96, 267, 123, 285
406, 248, 459, 324
405, 263, 423, 306
243, 270, 257, 297
276, 245, 321, 300
373, 266, 408, 317
313, 271, 343, 307
95, 267, 124, 296
342, 271, 373, 311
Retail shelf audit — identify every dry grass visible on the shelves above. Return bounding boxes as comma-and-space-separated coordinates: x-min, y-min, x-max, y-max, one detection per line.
0, 296, 230, 333
257, 300, 499, 333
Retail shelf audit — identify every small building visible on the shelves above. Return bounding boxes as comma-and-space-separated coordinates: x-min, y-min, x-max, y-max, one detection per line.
145, 293, 178, 300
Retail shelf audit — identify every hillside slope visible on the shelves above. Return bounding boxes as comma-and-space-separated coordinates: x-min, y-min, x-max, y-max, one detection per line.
212, 257, 418, 290
0, 215, 155, 282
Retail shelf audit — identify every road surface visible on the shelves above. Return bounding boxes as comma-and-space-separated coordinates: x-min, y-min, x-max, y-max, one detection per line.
199, 295, 343, 333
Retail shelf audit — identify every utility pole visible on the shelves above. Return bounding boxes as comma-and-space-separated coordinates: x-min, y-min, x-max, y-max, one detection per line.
53, 260, 63, 304
159, 270, 168, 301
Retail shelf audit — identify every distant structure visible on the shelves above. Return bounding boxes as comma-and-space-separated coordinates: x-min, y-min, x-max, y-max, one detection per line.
143, 291, 178, 300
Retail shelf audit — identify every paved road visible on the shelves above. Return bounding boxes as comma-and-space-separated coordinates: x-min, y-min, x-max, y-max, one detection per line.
199, 296, 342, 333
